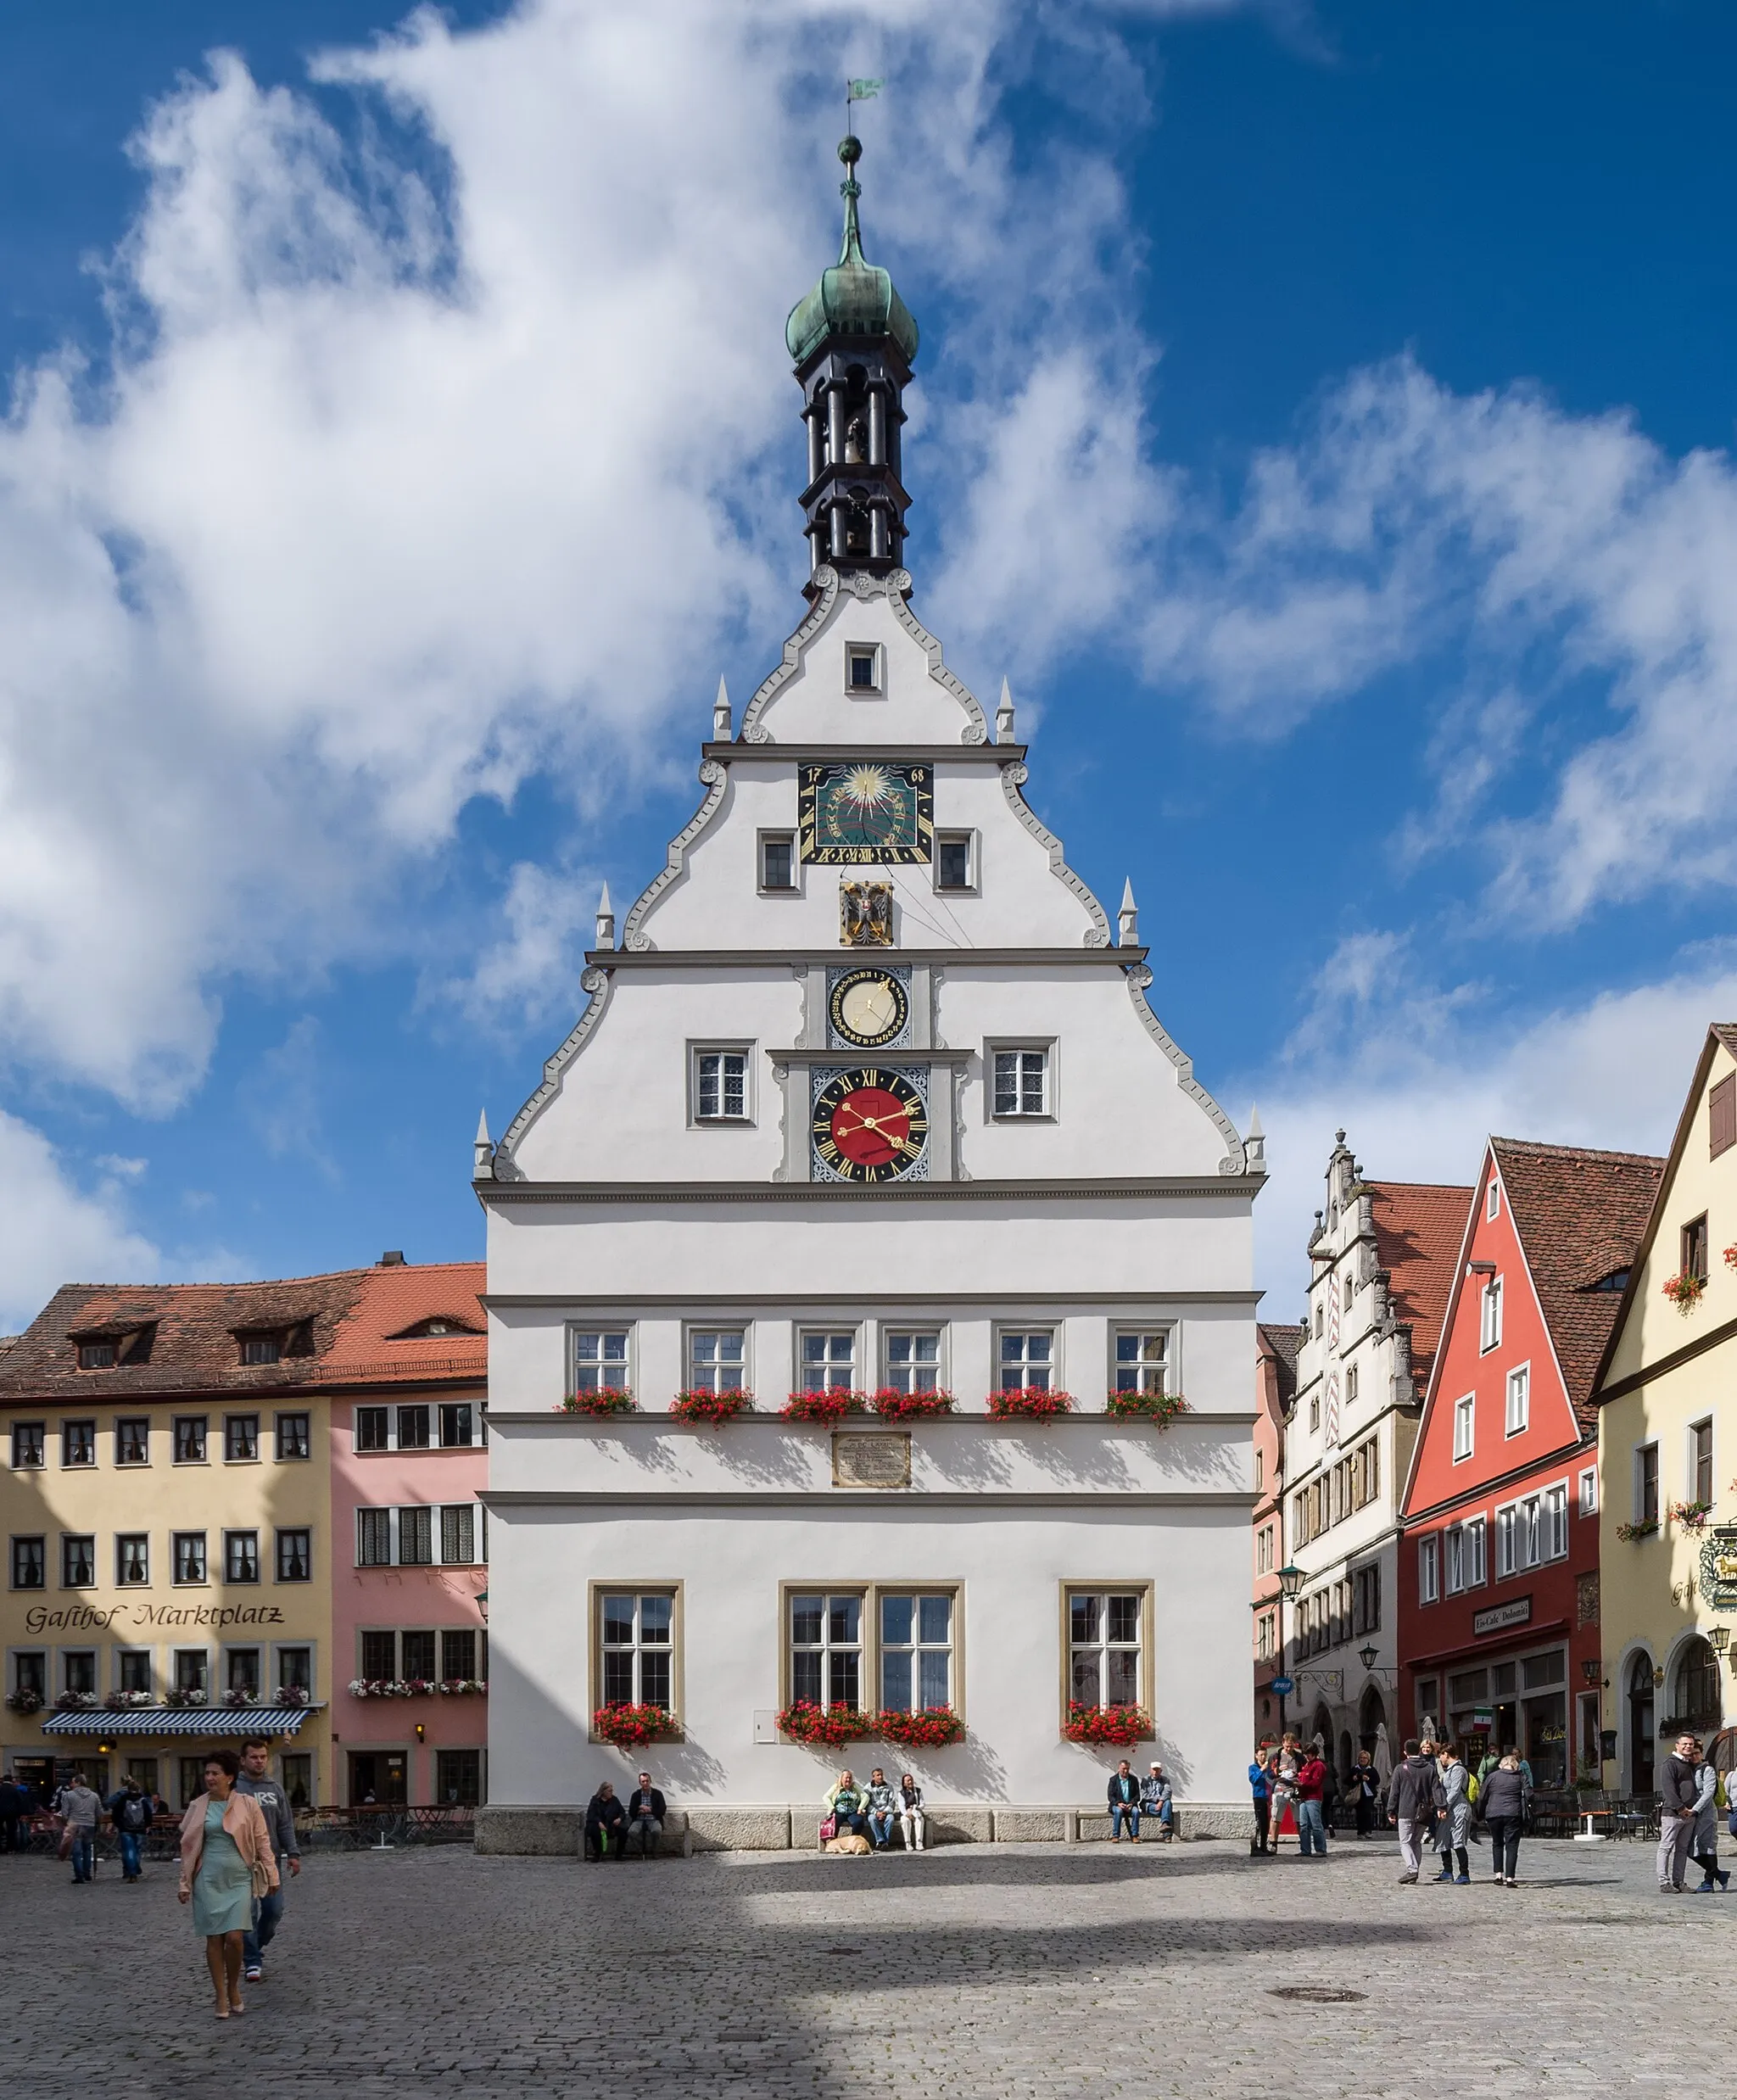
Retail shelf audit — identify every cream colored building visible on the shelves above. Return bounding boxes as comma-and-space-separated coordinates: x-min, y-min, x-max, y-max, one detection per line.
1595, 1024, 1737, 1793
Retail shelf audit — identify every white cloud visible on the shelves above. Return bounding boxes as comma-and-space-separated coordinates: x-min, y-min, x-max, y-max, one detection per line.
237, 1014, 331, 1170
429, 858, 601, 1036
0, 1116, 162, 1330
1246, 937, 1737, 1308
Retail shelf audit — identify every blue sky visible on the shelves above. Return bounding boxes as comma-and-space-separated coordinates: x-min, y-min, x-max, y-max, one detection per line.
2, 0, 1735, 1327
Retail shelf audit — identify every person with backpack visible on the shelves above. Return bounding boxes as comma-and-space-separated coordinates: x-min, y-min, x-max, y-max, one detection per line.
1474, 1751, 1531, 1886
1433, 1742, 1472, 1885
109, 1778, 154, 1882
1387, 1739, 1437, 1884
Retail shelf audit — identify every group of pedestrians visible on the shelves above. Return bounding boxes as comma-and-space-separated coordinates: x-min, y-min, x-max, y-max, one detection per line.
1656, 1730, 1731, 1894
584, 1771, 669, 1859
1387, 1736, 1534, 1886
176, 1738, 301, 2016
1248, 1736, 1331, 1857
1105, 1760, 1175, 1843
824, 1768, 928, 1850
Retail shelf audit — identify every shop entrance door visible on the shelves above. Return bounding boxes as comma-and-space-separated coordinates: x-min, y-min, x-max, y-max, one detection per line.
349, 1751, 406, 1806
1628, 1656, 1656, 1795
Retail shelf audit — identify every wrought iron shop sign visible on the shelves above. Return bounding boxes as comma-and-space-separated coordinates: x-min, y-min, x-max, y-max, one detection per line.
1700, 1526, 1737, 1609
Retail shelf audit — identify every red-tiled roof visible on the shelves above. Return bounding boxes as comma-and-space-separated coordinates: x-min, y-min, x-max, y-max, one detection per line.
1492, 1137, 1665, 1429
0, 1262, 484, 1402
1366, 1181, 1473, 1382
1257, 1322, 1303, 1410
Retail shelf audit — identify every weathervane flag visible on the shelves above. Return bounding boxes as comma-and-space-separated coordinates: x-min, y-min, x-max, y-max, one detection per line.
847, 78, 883, 102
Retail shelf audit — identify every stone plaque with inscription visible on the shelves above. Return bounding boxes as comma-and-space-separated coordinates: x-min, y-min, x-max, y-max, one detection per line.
832, 1430, 911, 1489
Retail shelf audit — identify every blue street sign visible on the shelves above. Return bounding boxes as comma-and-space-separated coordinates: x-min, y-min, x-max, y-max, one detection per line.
1270, 1676, 1293, 1696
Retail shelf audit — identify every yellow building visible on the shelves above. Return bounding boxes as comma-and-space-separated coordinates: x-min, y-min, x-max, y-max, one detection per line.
1595, 1024, 1737, 1794
1, 1277, 346, 1809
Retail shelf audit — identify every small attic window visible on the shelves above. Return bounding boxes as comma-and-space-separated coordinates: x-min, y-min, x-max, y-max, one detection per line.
77, 1339, 115, 1371
1584, 1268, 1630, 1295
846, 644, 880, 694
240, 1333, 282, 1366
73, 1325, 155, 1371
390, 1316, 482, 1342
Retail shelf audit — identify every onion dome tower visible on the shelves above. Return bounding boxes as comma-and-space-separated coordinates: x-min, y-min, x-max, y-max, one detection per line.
785, 134, 919, 593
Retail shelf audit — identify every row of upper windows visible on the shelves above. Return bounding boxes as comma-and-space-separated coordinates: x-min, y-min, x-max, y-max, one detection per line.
595, 1583, 1154, 1725
1289, 1566, 1382, 1657
690, 1045, 1056, 1125
355, 1627, 487, 1686
9, 1642, 316, 1704
1631, 1419, 1717, 1523
756, 828, 977, 896
1416, 1473, 1588, 1603
1289, 1437, 1381, 1547
11, 1528, 314, 1590
353, 1402, 483, 1451
355, 1504, 485, 1568
66, 1321, 315, 1373
1449, 1361, 1533, 1462
8, 1413, 309, 1471
569, 1323, 1175, 1401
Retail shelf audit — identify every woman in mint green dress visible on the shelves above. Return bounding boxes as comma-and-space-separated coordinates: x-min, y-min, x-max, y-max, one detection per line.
178, 1749, 277, 2018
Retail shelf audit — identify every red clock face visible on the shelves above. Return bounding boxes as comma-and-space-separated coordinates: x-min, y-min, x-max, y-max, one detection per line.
812, 1069, 928, 1183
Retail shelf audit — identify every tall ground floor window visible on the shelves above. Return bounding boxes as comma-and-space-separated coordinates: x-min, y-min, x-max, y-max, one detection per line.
280, 1753, 313, 1808
598, 1590, 674, 1711
879, 1593, 953, 1712
1068, 1588, 1148, 1712
790, 1592, 862, 1709
436, 1748, 483, 1807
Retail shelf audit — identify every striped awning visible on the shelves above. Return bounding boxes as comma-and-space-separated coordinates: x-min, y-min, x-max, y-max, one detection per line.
40, 1706, 314, 1738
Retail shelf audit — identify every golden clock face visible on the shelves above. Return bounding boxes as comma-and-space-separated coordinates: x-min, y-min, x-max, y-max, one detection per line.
812, 1068, 928, 1183
829, 967, 908, 1048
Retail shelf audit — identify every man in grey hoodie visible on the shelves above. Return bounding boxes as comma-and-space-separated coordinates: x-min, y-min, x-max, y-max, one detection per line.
237, 1738, 301, 1980
1386, 1740, 1436, 1884
1657, 1732, 1700, 1893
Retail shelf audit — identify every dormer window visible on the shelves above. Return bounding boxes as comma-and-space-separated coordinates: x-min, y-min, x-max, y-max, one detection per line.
389, 1316, 481, 1341
72, 1324, 154, 1371
845, 644, 881, 694
235, 1321, 312, 1366
77, 1340, 115, 1371
241, 1334, 281, 1366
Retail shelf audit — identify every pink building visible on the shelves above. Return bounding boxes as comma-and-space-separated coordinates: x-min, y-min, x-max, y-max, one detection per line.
327, 1259, 488, 1807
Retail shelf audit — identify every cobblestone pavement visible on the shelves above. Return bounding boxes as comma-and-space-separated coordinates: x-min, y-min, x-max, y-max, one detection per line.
3, 1834, 1733, 2098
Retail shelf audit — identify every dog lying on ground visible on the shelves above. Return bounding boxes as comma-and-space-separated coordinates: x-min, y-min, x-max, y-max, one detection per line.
825, 1833, 873, 1857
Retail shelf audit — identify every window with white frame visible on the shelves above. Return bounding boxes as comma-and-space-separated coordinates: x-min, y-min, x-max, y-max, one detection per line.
1257, 1523, 1274, 1575
884, 1331, 941, 1393
599, 1590, 674, 1711
1505, 1364, 1529, 1437
1487, 1179, 1500, 1221
688, 1330, 746, 1393
1444, 1526, 1466, 1595
1419, 1533, 1440, 1605
1256, 1611, 1275, 1658
845, 641, 881, 693
1068, 1589, 1144, 1710
935, 832, 975, 891
1480, 1277, 1503, 1352
1453, 1393, 1475, 1462
1494, 1504, 1516, 1578
991, 1047, 1050, 1119
1544, 1483, 1569, 1561
571, 1329, 630, 1397
1578, 1466, 1598, 1516
998, 1330, 1054, 1392
1465, 1516, 1487, 1587
880, 1592, 953, 1712
693, 1047, 750, 1123
758, 832, 796, 892
800, 1331, 858, 1391
789, 1591, 862, 1709
1113, 1330, 1170, 1399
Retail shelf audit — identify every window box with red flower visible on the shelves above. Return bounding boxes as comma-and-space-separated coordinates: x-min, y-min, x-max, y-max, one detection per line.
1104, 1391, 1190, 1427
558, 1388, 637, 1416
775, 1699, 874, 1748
669, 1390, 754, 1425
1063, 1701, 1153, 1746
781, 1389, 871, 1422
986, 1388, 1075, 1419
592, 1701, 679, 1749
870, 1388, 956, 1420
1662, 1271, 1705, 1313
875, 1706, 965, 1748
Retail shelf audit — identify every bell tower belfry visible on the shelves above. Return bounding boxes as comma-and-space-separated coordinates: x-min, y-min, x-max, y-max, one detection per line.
785, 135, 919, 591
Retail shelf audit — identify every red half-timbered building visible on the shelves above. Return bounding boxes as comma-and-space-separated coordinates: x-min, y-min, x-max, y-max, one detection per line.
1398, 1140, 1662, 1785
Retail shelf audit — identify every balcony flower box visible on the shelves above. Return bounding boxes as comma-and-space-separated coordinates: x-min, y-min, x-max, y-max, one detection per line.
1063, 1701, 1153, 1747
870, 1388, 957, 1420
52, 1689, 101, 1711
1105, 1390, 1190, 1427
400, 1678, 438, 1698
221, 1689, 261, 1707
1668, 1500, 1712, 1532
592, 1701, 678, 1749
987, 1388, 1075, 1419
1662, 1271, 1705, 1313
1615, 1520, 1659, 1543
670, 1389, 753, 1426
278, 1686, 311, 1706
875, 1706, 965, 1748
776, 1699, 874, 1749
438, 1678, 487, 1696
106, 1689, 156, 1709
347, 1678, 413, 1700
782, 1388, 871, 1422
558, 1388, 637, 1416
4, 1688, 43, 1714
163, 1685, 209, 1707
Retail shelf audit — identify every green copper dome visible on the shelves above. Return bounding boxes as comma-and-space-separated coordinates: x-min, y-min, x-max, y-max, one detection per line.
785, 137, 919, 367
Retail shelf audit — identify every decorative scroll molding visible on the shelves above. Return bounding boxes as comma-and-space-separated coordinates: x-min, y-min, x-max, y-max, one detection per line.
738, 567, 990, 746
771, 1058, 791, 1183
620, 759, 727, 952
495, 966, 613, 1164
1125, 963, 1248, 1176
790, 963, 812, 1051
999, 762, 1113, 948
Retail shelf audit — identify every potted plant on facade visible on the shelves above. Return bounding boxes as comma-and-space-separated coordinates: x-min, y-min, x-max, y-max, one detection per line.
1615, 1519, 1659, 1542
105, 1688, 155, 1709
875, 1706, 965, 1748
782, 1388, 871, 1421
4, 1687, 43, 1714
870, 1387, 956, 1420
52, 1689, 100, 1711
164, 1684, 209, 1707
221, 1688, 260, 1706
437, 1678, 486, 1696
592, 1701, 678, 1749
557, 1388, 638, 1416
1662, 1271, 1706, 1313
1062, 1701, 1152, 1747
401, 1678, 438, 1697
1668, 1499, 1713, 1532
987, 1388, 1075, 1419
1104, 1390, 1191, 1427
279, 1684, 311, 1706
670, 1389, 754, 1424
775, 1699, 874, 1748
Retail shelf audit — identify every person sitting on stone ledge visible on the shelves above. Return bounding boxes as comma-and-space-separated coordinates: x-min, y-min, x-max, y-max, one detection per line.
584, 1781, 627, 1862
1107, 1761, 1142, 1842
1140, 1762, 1174, 1842
625, 1770, 667, 1861
824, 1771, 869, 1842
864, 1770, 897, 1850
897, 1773, 927, 1851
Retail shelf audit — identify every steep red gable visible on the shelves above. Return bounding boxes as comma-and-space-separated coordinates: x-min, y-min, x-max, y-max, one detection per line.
1367, 1181, 1473, 1383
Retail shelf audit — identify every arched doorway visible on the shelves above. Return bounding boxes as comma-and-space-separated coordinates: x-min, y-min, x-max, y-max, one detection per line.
1310, 1704, 1333, 1758
1359, 1684, 1386, 1751
1628, 1653, 1656, 1796
1673, 1637, 1721, 1736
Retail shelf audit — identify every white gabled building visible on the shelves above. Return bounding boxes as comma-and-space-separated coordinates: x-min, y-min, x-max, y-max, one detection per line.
474, 136, 1263, 1851
1280, 1133, 1468, 1779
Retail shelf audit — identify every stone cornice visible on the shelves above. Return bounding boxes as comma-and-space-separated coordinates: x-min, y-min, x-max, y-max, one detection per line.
583, 947, 1148, 969
482, 1488, 1254, 1510
701, 742, 1025, 765
481, 1290, 1264, 1310
475, 1175, 1265, 1207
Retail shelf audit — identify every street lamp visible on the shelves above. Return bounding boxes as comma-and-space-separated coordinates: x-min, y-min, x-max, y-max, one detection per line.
1279, 1565, 1305, 1601
1358, 1644, 1377, 1674
1709, 1625, 1730, 1659
1273, 1566, 1306, 1739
